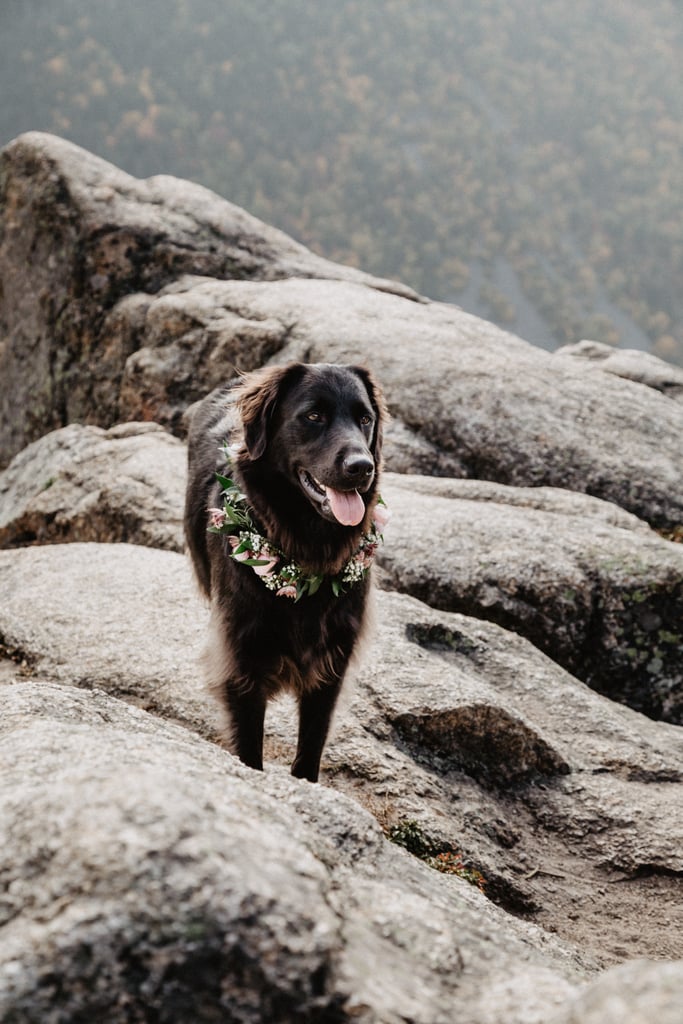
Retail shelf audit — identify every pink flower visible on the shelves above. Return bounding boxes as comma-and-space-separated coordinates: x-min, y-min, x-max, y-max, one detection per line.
373, 502, 391, 530
208, 507, 226, 528
227, 535, 240, 550
233, 548, 253, 562
276, 585, 298, 599
252, 556, 279, 577
357, 544, 377, 568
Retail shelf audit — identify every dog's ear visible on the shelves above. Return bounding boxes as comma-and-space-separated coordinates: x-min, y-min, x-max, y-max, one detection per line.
234, 363, 305, 460
350, 365, 388, 465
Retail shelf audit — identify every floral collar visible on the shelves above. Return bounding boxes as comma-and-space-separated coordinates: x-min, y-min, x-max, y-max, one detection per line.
207, 470, 390, 601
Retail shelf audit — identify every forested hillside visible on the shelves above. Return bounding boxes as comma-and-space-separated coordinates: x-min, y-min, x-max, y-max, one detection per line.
2, 0, 681, 363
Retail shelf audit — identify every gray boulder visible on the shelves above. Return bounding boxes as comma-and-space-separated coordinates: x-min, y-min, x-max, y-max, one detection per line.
331, 590, 683, 961
0, 131, 416, 463
552, 959, 683, 1024
0, 542, 215, 737
0, 421, 185, 550
379, 473, 683, 723
1, 543, 681, 970
2, 135, 683, 535
555, 339, 683, 403
113, 275, 683, 531
0, 681, 592, 1024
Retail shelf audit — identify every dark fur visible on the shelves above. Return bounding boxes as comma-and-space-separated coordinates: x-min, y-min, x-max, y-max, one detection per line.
185, 362, 386, 782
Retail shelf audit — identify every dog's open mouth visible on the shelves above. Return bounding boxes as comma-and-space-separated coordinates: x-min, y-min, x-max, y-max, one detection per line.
298, 469, 366, 526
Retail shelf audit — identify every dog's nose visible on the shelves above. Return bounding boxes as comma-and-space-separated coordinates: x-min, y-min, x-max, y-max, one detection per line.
343, 454, 374, 481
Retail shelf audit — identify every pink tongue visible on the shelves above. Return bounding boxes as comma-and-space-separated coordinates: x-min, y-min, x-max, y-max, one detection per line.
326, 487, 365, 526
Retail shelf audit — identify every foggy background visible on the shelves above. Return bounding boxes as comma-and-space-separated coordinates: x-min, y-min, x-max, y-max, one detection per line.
2, 0, 681, 365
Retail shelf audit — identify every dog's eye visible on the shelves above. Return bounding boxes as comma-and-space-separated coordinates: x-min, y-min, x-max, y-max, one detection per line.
306, 410, 324, 423
360, 414, 372, 426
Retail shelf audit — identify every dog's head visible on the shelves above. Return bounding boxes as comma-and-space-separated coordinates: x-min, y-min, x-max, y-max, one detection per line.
234, 362, 386, 526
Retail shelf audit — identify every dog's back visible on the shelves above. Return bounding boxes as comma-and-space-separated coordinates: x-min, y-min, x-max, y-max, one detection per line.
184, 390, 235, 599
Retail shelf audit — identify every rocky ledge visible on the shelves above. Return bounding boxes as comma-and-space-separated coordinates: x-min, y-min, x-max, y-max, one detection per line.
1, 133, 682, 1023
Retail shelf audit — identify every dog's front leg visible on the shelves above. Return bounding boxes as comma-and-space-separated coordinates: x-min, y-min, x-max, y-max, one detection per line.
223, 685, 267, 772
291, 679, 344, 783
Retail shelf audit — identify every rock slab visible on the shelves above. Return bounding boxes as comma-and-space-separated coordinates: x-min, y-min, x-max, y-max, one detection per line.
0, 421, 185, 551
1, 682, 591, 1024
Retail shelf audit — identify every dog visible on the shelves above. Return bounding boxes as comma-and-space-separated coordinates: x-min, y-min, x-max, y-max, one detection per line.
184, 362, 387, 781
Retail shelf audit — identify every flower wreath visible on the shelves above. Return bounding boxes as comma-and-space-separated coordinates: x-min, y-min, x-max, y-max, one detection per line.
207, 453, 390, 601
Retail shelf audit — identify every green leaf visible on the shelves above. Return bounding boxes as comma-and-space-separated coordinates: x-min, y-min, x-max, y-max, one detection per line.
331, 579, 342, 597
223, 506, 248, 526
215, 473, 234, 491
306, 574, 323, 596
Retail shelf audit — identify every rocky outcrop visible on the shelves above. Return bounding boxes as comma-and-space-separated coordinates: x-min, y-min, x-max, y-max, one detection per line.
379, 474, 683, 722
4, 425, 680, 723
0, 132, 417, 463
2, 679, 598, 1024
1, 542, 682, 972
555, 340, 683, 403
0, 543, 216, 735
2, 135, 683, 536
2, 134, 682, 1021
0, 421, 185, 550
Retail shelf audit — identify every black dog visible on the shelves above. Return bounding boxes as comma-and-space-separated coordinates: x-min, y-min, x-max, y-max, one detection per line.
185, 362, 387, 781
